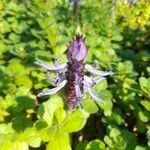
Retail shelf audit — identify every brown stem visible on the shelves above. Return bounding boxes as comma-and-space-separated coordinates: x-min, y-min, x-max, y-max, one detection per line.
73, 0, 80, 18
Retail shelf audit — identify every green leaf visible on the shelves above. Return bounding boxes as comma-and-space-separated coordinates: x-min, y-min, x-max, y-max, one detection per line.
116, 61, 137, 78
111, 108, 124, 125
139, 77, 150, 96
138, 111, 149, 122
147, 67, 150, 74
8, 33, 20, 43
135, 145, 148, 150
123, 78, 137, 89
104, 127, 137, 150
121, 129, 137, 150
82, 98, 99, 114
1, 20, 11, 33
146, 129, 150, 147
109, 128, 121, 139
54, 107, 67, 125
54, 45, 67, 55
0, 123, 14, 135
16, 95, 35, 109
136, 119, 146, 133
37, 96, 64, 125
35, 50, 51, 62
12, 115, 33, 132
94, 79, 108, 91
35, 120, 48, 130
1, 140, 13, 150
46, 126, 58, 140
75, 142, 87, 150
12, 141, 28, 150
0, 42, 6, 58
46, 132, 71, 150
86, 139, 105, 150
21, 128, 41, 148
140, 100, 150, 111
47, 26, 58, 48
104, 135, 113, 147
7, 2, 20, 12
111, 32, 123, 41
6, 59, 26, 77
1, 140, 29, 150
104, 133, 126, 149
15, 75, 32, 88
97, 90, 113, 116
123, 61, 133, 72
61, 109, 89, 133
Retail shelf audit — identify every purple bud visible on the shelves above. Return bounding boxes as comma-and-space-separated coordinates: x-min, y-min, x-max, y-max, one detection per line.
131, 0, 137, 4
67, 35, 88, 62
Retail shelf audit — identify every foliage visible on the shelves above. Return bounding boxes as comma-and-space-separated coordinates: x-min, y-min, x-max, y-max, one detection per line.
0, 0, 150, 149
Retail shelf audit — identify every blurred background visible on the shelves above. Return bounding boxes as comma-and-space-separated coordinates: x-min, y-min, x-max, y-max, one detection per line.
0, 0, 150, 150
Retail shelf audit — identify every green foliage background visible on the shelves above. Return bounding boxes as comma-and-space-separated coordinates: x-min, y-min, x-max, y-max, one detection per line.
0, 0, 150, 149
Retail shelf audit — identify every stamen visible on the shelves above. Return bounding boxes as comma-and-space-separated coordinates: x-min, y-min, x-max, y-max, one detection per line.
90, 60, 99, 77
83, 79, 105, 104
34, 61, 67, 73
75, 84, 83, 108
84, 76, 93, 87
85, 86, 105, 105
94, 76, 105, 84
54, 57, 64, 84
45, 74, 56, 82
85, 64, 114, 76
75, 73, 83, 108
84, 75, 105, 87
37, 80, 67, 97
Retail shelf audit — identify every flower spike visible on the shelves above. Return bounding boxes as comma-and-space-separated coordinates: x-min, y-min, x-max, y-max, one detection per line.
67, 35, 88, 62
35, 35, 114, 110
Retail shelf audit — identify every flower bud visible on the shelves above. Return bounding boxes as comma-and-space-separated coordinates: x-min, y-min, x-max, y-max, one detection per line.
67, 35, 88, 62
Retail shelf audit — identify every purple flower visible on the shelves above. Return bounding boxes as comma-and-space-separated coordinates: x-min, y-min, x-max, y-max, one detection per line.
34, 35, 114, 111
131, 0, 137, 4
